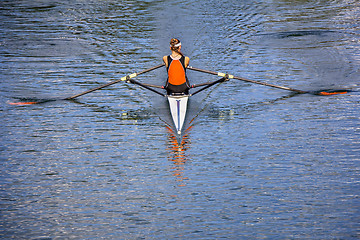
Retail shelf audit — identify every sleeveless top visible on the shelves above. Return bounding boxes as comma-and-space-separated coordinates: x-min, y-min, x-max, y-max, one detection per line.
165, 55, 190, 95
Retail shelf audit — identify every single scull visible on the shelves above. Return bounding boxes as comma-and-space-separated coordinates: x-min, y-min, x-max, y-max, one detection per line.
10, 64, 349, 136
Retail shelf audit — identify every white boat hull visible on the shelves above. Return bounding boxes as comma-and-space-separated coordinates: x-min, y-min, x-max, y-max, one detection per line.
167, 95, 189, 135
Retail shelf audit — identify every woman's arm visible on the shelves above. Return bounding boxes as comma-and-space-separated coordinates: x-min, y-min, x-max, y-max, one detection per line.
163, 56, 168, 68
185, 56, 190, 68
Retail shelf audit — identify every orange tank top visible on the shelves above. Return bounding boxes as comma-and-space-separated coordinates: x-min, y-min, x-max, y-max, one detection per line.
167, 56, 187, 86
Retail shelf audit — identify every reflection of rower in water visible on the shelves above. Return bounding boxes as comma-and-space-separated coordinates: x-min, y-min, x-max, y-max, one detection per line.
163, 38, 191, 95
166, 126, 191, 187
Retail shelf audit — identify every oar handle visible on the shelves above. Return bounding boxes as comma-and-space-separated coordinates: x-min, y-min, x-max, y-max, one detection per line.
187, 66, 307, 94
65, 63, 165, 100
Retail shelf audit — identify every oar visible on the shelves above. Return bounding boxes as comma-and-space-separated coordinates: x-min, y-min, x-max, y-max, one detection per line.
187, 66, 349, 96
8, 64, 165, 105
65, 63, 165, 100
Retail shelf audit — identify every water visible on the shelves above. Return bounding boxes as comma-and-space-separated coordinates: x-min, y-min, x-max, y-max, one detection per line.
1, 0, 359, 239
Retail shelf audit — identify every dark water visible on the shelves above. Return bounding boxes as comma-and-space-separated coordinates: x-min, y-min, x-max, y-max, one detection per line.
1, 0, 359, 239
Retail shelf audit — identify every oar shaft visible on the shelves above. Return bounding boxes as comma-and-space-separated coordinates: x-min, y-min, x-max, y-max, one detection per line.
136, 64, 165, 75
191, 82, 216, 88
233, 76, 307, 94
65, 63, 165, 100
128, 79, 165, 96
187, 66, 307, 94
140, 83, 163, 89
191, 78, 227, 96
65, 79, 122, 100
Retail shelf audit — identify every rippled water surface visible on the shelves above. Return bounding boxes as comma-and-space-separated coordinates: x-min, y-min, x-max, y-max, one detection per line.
1, 0, 359, 239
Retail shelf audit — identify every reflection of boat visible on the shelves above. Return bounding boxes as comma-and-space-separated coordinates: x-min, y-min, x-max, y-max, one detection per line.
167, 94, 189, 135
166, 126, 191, 187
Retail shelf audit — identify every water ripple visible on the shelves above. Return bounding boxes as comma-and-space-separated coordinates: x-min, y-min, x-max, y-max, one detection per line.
1, 0, 359, 239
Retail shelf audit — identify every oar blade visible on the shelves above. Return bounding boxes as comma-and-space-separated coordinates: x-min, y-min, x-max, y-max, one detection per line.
7, 98, 56, 105
313, 89, 351, 96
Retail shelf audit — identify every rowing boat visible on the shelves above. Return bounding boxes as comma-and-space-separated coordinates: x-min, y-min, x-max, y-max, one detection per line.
167, 94, 189, 135
11, 64, 348, 137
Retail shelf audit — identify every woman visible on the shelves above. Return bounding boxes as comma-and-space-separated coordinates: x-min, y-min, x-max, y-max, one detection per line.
163, 38, 190, 95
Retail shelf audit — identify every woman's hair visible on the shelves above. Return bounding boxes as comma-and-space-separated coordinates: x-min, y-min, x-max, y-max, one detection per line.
170, 38, 183, 56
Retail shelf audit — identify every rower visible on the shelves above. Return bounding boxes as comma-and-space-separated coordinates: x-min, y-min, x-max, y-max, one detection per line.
163, 38, 190, 95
